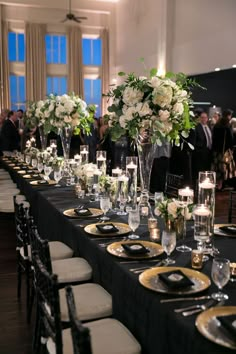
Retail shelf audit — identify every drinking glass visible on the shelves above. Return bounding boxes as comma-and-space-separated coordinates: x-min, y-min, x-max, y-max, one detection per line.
54, 169, 62, 187
128, 209, 140, 239
37, 161, 44, 173
100, 196, 110, 221
31, 158, 38, 169
211, 258, 230, 301
44, 164, 52, 181
161, 230, 176, 265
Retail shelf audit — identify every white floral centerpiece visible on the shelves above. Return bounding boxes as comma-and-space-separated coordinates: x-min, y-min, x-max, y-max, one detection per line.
103, 69, 199, 147
74, 163, 97, 189
154, 198, 193, 222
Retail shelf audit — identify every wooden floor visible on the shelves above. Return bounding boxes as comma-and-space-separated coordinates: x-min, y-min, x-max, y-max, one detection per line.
0, 190, 230, 354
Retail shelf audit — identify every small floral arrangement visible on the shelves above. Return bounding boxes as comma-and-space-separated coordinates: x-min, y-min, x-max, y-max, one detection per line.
99, 175, 112, 193
154, 198, 193, 221
103, 68, 199, 147
25, 93, 94, 135
74, 163, 97, 186
51, 157, 64, 169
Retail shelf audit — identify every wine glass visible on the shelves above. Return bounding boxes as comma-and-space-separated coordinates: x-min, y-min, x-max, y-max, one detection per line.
128, 209, 140, 239
211, 257, 230, 301
44, 164, 52, 181
54, 169, 62, 187
161, 230, 176, 265
31, 158, 38, 169
100, 196, 110, 221
37, 160, 44, 173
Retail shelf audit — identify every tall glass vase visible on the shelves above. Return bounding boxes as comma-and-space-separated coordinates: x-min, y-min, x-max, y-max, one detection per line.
38, 126, 48, 151
59, 126, 73, 159
136, 129, 157, 218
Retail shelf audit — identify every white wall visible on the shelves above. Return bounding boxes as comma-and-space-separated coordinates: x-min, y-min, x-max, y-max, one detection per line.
172, 0, 236, 75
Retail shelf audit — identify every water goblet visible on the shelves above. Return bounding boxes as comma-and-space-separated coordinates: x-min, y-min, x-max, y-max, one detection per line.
128, 209, 140, 239
44, 164, 52, 181
100, 196, 110, 221
211, 257, 230, 301
37, 161, 44, 173
31, 158, 38, 169
161, 230, 176, 265
54, 169, 62, 187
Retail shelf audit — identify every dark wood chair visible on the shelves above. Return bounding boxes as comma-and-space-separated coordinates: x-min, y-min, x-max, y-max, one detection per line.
228, 191, 236, 222
164, 173, 184, 198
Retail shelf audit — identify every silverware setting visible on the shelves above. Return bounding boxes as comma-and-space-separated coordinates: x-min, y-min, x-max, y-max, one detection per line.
160, 295, 211, 303
130, 260, 164, 273
182, 299, 218, 317
174, 299, 215, 313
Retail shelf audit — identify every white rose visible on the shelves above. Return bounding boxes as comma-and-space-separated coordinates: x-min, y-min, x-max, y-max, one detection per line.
124, 106, 136, 121
158, 109, 170, 122
64, 115, 72, 123
153, 86, 173, 107
37, 100, 44, 108
167, 201, 177, 219
44, 110, 50, 118
139, 76, 147, 81
123, 87, 144, 106
119, 115, 126, 128
64, 100, 74, 113
154, 207, 161, 216
48, 103, 55, 112
181, 90, 187, 97
173, 102, 184, 115
149, 76, 162, 89
35, 108, 42, 117
71, 118, 80, 127
136, 102, 152, 117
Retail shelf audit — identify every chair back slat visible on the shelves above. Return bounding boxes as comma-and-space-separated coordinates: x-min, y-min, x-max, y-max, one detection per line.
33, 253, 63, 354
66, 286, 92, 354
164, 173, 184, 198
14, 196, 30, 256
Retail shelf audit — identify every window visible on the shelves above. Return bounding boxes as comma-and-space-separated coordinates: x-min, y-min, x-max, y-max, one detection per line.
82, 38, 102, 66
45, 34, 67, 64
8, 32, 25, 62
84, 78, 101, 117
46, 77, 67, 95
9, 75, 26, 110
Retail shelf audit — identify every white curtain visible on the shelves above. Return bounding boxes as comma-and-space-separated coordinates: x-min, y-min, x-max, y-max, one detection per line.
101, 28, 110, 116
68, 26, 84, 98
0, 15, 10, 110
25, 23, 46, 102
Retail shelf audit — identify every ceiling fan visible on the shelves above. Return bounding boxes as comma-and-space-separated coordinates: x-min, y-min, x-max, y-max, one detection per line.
61, 0, 88, 23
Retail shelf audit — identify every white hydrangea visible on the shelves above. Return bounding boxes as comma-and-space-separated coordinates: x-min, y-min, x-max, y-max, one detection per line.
153, 85, 173, 107
123, 87, 144, 106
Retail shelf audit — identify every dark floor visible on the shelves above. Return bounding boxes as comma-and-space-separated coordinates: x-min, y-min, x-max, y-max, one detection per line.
0, 190, 230, 354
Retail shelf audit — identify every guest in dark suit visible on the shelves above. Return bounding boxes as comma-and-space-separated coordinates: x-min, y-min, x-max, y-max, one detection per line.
0, 110, 21, 152
192, 111, 212, 182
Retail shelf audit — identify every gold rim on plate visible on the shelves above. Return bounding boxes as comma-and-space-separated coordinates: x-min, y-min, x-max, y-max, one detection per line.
18, 170, 27, 174
30, 180, 57, 186
23, 174, 39, 179
139, 266, 211, 294
214, 224, 236, 238
63, 208, 104, 219
196, 306, 236, 350
13, 166, 20, 170
107, 240, 164, 258
85, 222, 131, 237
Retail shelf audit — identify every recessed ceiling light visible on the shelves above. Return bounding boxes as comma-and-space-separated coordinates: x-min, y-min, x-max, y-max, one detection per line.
232, 64, 236, 68
215, 68, 221, 71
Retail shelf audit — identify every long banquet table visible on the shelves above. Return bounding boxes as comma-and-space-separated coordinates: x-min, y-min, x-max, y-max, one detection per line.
1, 157, 236, 354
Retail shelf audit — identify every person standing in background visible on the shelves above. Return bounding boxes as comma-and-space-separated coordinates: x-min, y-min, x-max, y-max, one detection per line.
192, 111, 212, 182
150, 140, 171, 193
0, 110, 22, 152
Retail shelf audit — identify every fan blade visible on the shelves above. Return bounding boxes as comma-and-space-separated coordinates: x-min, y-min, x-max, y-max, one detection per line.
73, 18, 82, 23
76, 16, 87, 20
61, 17, 68, 23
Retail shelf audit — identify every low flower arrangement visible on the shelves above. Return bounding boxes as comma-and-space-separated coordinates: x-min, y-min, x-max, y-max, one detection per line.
103, 68, 199, 147
25, 93, 94, 135
74, 163, 97, 188
154, 198, 193, 221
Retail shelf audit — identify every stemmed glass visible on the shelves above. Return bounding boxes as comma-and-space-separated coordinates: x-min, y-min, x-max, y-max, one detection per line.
37, 160, 44, 173
100, 196, 110, 221
161, 230, 176, 265
31, 157, 38, 169
54, 168, 62, 187
211, 258, 230, 301
44, 163, 52, 181
128, 209, 140, 239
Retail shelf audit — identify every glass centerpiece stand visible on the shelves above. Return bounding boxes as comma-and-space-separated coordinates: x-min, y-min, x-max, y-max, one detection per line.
126, 156, 138, 210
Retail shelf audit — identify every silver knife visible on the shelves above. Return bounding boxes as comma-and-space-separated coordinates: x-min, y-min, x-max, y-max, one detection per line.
160, 295, 211, 303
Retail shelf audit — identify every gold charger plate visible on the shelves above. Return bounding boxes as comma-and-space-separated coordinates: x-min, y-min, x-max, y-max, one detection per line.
214, 224, 236, 238
85, 222, 131, 237
13, 166, 20, 170
30, 180, 56, 186
64, 208, 103, 219
23, 174, 40, 179
107, 240, 164, 258
18, 170, 27, 174
139, 266, 211, 295
8, 163, 16, 166
196, 306, 236, 350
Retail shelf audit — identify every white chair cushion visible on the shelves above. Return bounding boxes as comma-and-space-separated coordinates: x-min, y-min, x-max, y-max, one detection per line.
52, 257, 92, 283
59, 283, 112, 322
49, 241, 74, 260
47, 318, 141, 354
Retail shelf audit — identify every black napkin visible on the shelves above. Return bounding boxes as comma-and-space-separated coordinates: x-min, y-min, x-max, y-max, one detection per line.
158, 270, 194, 289
219, 225, 236, 235
217, 315, 236, 342
74, 208, 92, 217
122, 242, 150, 255
96, 223, 119, 234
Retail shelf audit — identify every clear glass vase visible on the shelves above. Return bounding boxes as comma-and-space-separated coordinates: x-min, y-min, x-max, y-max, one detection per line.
38, 126, 48, 151
136, 129, 157, 218
59, 126, 73, 159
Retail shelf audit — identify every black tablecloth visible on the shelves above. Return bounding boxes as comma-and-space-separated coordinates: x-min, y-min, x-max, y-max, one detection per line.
1, 157, 236, 354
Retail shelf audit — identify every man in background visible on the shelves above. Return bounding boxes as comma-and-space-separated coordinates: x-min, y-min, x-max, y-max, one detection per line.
0, 110, 21, 152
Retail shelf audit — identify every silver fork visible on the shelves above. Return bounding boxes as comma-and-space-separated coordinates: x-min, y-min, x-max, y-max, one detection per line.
182, 299, 216, 316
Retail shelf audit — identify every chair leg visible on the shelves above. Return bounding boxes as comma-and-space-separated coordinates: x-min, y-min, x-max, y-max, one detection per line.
33, 303, 41, 353
27, 281, 35, 324
17, 263, 22, 300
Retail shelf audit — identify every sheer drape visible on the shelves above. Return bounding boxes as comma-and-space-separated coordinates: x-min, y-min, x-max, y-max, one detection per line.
101, 28, 110, 116
68, 26, 84, 97
25, 23, 46, 102
0, 17, 10, 110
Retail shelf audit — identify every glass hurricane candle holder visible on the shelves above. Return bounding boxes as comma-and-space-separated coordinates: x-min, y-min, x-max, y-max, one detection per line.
112, 167, 122, 178
126, 156, 138, 209
96, 151, 107, 175
80, 145, 89, 164
193, 204, 211, 261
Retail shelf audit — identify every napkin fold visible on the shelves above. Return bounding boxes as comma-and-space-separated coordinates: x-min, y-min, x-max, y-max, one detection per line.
96, 223, 119, 234
74, 208, 92, 217
122, 242, 150, 255
219, 225, 236, 235
158, 270, 194, 289
217, 315, 236, 342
